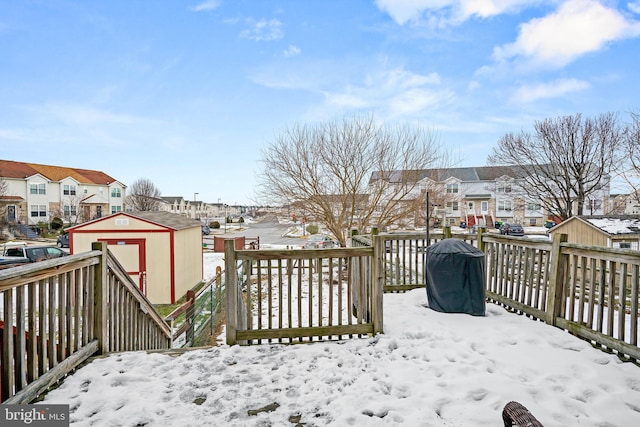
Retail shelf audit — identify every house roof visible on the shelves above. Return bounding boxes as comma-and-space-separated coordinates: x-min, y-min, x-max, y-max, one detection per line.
161, 196, 185, 204
370, 165, 526, 184
0, 159, 120, 186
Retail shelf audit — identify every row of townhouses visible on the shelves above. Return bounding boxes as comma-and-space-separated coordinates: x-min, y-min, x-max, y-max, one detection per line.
374, 166, 612, 228
0, 160, 631, 229
0, 160, 245, 227
158, 196, 244, 222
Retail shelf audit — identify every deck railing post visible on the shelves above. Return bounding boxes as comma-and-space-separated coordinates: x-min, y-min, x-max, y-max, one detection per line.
372, 235, 384, 334
546, 233, 568, 326
92, 242, 109, 354
477, 227, 485, 252
225, 239, 238, 345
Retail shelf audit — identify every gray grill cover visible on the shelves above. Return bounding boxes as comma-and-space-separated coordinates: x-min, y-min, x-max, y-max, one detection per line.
425, 238, 486, 316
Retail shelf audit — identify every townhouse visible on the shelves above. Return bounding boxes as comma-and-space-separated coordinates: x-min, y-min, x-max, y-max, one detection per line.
0, 159, 126, 226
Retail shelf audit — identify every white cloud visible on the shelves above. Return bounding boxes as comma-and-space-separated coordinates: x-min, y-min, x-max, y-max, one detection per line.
511, 78, 590, 103
494, 0, 640, 68
374, 0, 445, 25
29, 103, 137, 125
374, 0, 538, 26
629, 1, 640, 14
283, 45, 301, 57
189, 0, 221, 12
323, 67, 452, 117
239, 18, 283, 41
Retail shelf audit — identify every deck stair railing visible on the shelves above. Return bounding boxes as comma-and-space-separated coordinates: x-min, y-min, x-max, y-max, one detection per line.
165, 267, 224, 348
0, 241, 171, 404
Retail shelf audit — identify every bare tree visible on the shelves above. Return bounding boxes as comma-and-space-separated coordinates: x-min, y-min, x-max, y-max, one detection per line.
257, 115, 448, 246
621, 111, 640, 207
126, 178, 162, 211
0, 176, 8, 226
487, 113, 625, 221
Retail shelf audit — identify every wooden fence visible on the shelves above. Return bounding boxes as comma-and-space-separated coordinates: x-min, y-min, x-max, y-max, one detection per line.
225, 239, 384, 345
0, 242, 171, 403
240, 230, 639, 361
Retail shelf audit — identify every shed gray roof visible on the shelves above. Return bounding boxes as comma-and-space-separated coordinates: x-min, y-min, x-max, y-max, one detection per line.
581, 215, 640, 236
125, 211, 202, 230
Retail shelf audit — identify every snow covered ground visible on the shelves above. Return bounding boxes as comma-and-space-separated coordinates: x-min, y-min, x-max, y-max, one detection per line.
40, 251, 640, 426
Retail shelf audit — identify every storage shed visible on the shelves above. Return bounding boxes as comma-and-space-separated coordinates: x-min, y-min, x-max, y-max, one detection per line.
549, 215, 640, 250
67, 211, 203, 304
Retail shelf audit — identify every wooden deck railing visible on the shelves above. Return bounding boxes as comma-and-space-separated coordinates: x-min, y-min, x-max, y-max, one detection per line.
0, 242, 171, 403
352, 231, 639, 361
352, 229, 479, 292
224, 239, 383, 345
464, 233, 639, 362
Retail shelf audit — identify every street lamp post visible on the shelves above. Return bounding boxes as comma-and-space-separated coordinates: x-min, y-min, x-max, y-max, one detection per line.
224, 204, 228, 233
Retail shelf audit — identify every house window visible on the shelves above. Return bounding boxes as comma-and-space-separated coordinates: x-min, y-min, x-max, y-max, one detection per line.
446, 183, 459, 194
111, 205, 122, 214
619, 242, 632, 249
446, 201, 459, 213
526, 202, 541, 211
63, 205, 78, 216
29, 183, 46, 195
30, 205, 47, 217
588, 199, 603, 210
63, 184, 77, 196
498, 200, 512, 211
529, 218, 537, 226
481, 201, 488, 212
111, 188, 122, 198
497, 183, 512, 193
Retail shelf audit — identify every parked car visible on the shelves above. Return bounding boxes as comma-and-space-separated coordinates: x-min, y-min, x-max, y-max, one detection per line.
3, 245, 68, 263
499, 223, 525, 236
303, 234, 337, 249
57, 232, 70, 248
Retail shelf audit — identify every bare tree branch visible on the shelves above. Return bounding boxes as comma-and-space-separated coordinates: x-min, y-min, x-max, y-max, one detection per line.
257, 115, 449, 246
488, 113, 625, 220
126, 178, 162, 211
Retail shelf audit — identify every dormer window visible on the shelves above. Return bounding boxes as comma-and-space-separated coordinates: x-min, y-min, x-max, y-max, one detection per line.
446, 183, 459, 194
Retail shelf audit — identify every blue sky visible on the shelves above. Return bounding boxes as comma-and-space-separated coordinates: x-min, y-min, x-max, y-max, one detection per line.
2, 0, 640, 205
